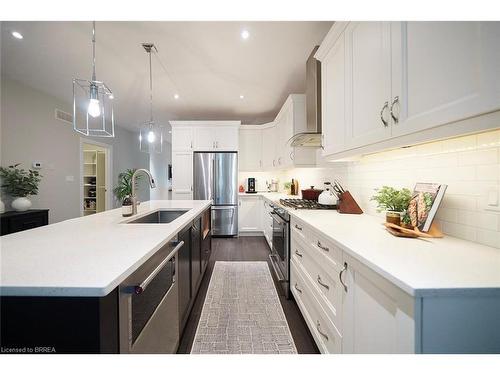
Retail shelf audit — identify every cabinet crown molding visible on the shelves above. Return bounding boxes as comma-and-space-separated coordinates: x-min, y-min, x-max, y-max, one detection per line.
315, 22, 349, 61
170, 120, 241, 128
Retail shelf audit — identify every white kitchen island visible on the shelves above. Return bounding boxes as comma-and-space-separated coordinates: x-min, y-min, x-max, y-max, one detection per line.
0, 200, 211, 297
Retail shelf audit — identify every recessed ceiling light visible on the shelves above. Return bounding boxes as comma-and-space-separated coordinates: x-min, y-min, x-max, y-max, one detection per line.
239, 95, 244, 99
174, 94, 179, 100
108, 94, 114, 99
241, 30, 250, 40
11, 31, 23, 40
168, 130, 172, 134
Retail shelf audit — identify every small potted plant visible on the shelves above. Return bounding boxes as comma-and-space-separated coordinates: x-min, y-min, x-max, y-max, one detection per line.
113, 169, 142, 213
370, 186, 412, 226
0, 164, 42, 211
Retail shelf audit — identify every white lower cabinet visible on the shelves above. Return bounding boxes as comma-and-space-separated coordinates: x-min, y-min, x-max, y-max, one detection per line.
290, 217, 415, 354
341, 253, 415, 354
291, 259, 342, 354
262, 199, 273, 249
238, 195, 262, 233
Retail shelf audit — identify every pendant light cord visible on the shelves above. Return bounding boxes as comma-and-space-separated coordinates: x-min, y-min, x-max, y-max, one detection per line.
91, 21, 96, 82
149, 48, 154, 123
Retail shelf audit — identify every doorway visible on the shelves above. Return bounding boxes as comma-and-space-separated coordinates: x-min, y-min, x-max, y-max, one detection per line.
80, 139, 112, 216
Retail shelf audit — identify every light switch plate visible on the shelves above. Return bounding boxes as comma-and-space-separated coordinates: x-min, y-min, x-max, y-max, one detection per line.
65, 175, 75, 182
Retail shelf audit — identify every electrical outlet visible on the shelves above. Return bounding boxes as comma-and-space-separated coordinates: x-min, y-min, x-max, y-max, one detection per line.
485, 187, 500, 212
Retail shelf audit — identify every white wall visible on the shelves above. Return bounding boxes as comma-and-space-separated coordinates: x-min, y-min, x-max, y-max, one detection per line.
0, 78, 150, 224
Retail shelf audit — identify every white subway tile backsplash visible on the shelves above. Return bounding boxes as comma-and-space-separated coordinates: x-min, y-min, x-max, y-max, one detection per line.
458, 149, 498, 166
345, 130, 500, 249
476, 165, 499, 181
440, 221, 478, 242
476, 229, 500, 248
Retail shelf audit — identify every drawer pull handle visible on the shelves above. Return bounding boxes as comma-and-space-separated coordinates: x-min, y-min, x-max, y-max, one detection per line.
317, 275, 330, 290
317, 241, 329, 252
339, 262, 348, 293
316, 321, 329, 341
295, 224, 303, 231
294, 283, 303, 293
295, 250, 303, 258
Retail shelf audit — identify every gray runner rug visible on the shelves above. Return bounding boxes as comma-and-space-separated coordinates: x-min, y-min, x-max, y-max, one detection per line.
191, 261, 297, 354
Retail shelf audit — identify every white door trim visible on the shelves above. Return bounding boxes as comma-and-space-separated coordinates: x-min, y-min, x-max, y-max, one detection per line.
79, 138, 113, 216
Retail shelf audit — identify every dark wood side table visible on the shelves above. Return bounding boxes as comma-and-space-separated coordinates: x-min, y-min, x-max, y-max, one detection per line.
0, 209, 49, 236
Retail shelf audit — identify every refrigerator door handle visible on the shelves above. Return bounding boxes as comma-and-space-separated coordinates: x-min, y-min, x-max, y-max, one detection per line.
213, 156, 217, 203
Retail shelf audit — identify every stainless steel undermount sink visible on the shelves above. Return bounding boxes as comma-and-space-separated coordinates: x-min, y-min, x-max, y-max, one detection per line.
126, 210, 189, 224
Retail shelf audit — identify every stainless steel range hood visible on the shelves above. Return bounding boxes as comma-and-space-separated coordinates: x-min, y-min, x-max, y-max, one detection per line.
289, 46, 322, 147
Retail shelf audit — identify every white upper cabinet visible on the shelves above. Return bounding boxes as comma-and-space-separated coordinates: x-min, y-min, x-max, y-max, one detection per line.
214, 127, 239, 151
171, 126, 193, 151
391, 21, 500, 137
316, 21, 500, 160
344, 22, 392, 149
238, 94, 315, 172
192, 122, 239, 151
239, 127, 263, 171
194, 126, 215, 150
320, 30, 347, 155
261, 124, 276, 169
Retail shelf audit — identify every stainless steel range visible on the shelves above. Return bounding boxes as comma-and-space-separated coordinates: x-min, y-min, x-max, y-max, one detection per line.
269, 206, 291, 299
280, 198, 337, 210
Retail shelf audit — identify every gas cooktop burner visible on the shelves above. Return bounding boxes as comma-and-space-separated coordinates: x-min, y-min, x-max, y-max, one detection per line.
279, 199, 337, 210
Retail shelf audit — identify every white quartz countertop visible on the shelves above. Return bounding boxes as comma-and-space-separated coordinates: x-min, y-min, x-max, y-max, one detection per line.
249, 192, 500, 297
0, 200, 211, 297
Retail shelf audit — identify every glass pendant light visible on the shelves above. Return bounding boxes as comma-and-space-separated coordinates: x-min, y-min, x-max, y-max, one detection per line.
73, 21, 115, 137
139, 43, 163, 153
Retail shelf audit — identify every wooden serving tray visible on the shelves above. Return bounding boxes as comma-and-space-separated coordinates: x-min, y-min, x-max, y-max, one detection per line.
383, 222, 443, 238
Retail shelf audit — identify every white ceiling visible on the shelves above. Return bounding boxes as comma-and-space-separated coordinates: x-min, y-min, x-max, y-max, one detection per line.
1, 21, 332, 134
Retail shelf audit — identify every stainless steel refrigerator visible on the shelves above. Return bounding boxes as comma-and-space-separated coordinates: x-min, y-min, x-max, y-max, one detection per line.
193, 152, 238, 236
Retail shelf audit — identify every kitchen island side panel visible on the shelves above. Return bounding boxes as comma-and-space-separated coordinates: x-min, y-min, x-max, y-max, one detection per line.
420, 293, 500, 354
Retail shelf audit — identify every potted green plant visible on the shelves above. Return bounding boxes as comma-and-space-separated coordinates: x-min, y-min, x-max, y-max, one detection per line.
370, 186, 412, 226
0, 164, 42, 211
113, 169, 141, 202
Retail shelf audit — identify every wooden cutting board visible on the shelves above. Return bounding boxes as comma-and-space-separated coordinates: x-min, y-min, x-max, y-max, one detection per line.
383, 222, 443, 238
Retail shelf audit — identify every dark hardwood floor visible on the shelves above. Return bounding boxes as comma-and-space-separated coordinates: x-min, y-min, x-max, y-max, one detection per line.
177, 236, 319, 354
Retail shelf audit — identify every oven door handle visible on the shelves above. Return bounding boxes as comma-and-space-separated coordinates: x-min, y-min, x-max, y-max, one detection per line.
270, 212, 286, 225
133, 241, 184, 294
269, 254, 286, 282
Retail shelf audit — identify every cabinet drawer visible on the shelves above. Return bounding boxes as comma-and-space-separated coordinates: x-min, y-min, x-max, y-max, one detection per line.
291, 237, 343, 330
291, 259, 342, 354
291, 217, 309, 242
291, 217, 342, 269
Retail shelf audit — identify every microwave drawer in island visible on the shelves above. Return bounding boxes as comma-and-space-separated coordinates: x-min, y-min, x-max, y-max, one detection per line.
0, 238, 184, 354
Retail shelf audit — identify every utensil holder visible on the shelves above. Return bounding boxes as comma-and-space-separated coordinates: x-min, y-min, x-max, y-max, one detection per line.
337, 191, 363, 214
